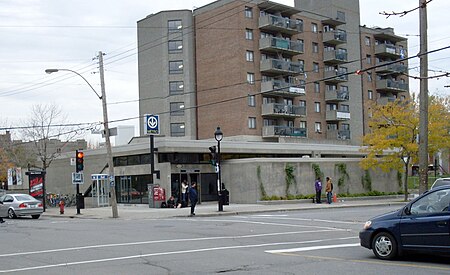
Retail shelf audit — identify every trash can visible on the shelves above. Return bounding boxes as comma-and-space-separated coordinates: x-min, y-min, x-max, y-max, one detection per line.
76, 193, 85, 209
220, 189, 229, 205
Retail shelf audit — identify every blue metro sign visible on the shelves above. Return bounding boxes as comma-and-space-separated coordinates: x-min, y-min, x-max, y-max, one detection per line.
145, 114, 160, 135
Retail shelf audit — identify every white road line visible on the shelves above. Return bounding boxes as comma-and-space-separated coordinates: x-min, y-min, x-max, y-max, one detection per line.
0, 229, 338, 258
0, 237, 359, 273
266, 243, 360, 254
248, 216, 361, 225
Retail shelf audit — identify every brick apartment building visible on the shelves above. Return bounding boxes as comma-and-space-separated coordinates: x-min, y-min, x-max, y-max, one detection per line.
138, 0, 408, 144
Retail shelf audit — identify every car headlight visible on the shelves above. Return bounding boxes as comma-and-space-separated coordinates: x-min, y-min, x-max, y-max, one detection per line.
363, 221, 372, 230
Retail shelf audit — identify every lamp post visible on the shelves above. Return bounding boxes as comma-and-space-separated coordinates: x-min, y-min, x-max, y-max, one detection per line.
214, 126, 223, 212
45, 54, 119, 218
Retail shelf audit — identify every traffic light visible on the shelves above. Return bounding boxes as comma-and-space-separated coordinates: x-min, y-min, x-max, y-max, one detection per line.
209, 146, 217, 166
76, 150, 84, 172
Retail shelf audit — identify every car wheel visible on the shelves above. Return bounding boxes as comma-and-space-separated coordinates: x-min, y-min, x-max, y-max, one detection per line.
372, 232, 397, 260
31, 215, 40, 219
8, 209, 17, 219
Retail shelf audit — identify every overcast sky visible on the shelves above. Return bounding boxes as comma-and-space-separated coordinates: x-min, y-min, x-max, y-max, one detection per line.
1, 0, 449, 144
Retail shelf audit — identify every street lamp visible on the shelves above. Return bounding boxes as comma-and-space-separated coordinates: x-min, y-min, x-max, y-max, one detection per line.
45, 53, 119, 218
214, 126, 223, 212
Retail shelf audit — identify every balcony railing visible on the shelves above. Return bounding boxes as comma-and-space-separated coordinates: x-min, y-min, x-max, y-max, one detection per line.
375, 44, 406, 59
324, 70, 348, 83
376, 96, 396, 105
263, 125, 307, 138
260, 59, 304, 75
259, 14, 303, 35
326, 110, 351, 121
262, 103, 306, 117
261, 80, 305, 97
325, 89, 349, 102
375, 62, 407, 75
324, 50, 348, 64
259, 37, 304, 55
376, 79, 408, 93
326, 129, 351, 140
323, 31, 347, 45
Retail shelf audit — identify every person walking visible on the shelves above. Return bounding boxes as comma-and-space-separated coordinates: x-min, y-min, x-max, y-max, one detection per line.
325, 177, 333, 204
315, 177, 322, 204
189, 182, 198, 216
0, 201, 4, 223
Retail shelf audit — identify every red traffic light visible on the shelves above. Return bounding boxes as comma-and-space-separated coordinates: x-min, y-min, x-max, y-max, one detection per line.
77, 152, 84, 159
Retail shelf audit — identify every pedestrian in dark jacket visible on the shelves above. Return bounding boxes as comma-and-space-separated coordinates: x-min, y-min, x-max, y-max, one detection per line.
189, 182, 198, 216
0, 201, 4, 223
315, 177, 322, 204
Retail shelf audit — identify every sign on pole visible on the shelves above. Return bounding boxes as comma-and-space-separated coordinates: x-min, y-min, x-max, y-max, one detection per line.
72, 172, 84, 185
145, 114, 160, 135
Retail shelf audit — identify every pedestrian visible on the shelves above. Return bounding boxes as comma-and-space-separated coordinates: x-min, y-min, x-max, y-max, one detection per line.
167, 196, 176, 208
181, 180, 188, 207
325, 177, 333, 204
0, 201, 4, 223
315, 177, 322, 204
189, 182, 198, 216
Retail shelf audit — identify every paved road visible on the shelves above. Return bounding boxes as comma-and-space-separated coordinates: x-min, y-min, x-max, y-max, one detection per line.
1, 203, 449, 275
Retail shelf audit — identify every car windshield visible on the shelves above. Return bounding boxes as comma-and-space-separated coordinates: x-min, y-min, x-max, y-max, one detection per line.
410, 188, 450, 215
433, 179, 450, 188
14, 194, 36, 201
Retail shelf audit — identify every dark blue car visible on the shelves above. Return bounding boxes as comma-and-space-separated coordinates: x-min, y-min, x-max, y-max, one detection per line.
359, 185, 450, 260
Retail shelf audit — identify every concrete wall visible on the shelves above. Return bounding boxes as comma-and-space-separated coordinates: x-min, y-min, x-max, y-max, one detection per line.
222, 158, 400, 203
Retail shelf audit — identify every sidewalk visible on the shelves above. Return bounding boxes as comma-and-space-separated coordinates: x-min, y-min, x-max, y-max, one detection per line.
43, 196, 407, 220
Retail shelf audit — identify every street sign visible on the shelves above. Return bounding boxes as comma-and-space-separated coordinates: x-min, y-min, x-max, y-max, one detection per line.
145, 114, 160, 135
72, 172, 84, 185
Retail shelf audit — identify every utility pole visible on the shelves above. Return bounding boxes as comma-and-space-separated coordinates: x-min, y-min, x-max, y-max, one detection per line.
418, 0, 428, 194
99, 51, 119, 218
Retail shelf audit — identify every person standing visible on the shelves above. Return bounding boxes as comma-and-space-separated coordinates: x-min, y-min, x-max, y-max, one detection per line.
189, 182, 198, 216
315, 177, 322, 204
325, 177, 333, 204
181, 180, 188, 207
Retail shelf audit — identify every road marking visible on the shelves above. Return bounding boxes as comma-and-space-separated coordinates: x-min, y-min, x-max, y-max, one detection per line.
0, 230, 344, 258
248, 216, 361, 225
0, 236, 358, 273
266, 243, 360, 254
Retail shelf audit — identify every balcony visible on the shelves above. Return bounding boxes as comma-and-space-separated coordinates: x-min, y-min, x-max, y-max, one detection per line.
324, 50, 347, 64
321, 13, 346, 26
326, 129, 351, 140
322, 31, 347, 45
375, 62, 407, 75
376, 96, 396, 105
262, 103, 306, 118
263, 125, 307, 138
375, 44, 406, 59
259, 37, 304, 56
324, 70, 348, 83
259, 14, 303, 35
261, 80, 305, 97
326, 110, 350, 121
376, 79, 408, 93
325, 89, 349, 102
260, 59, 304, 76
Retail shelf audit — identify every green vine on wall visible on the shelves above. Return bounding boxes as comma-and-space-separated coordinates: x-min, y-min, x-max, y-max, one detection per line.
362, 169, 372, 191
312, 164, 323, 180
257, 165, 267, 199
285, 164, 295, 196
397, 170, 403, 187
335, 163, 350, 187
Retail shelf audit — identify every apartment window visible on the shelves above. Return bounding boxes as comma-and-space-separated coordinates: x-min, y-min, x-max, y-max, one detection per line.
299, 100, 306, 107
315, 122, 322, 133
168, 20, 182, 32
337, 11, 346, 21
342, 123, 350, 130
170, 102, 185, 116
314, 82, 320, 93
245, 29, 253, 40
365, 36, 371, 46
248, 117, 256, 129
168, 40, 183, 53
367, 72, 372, 82
299, 121, 306, 129
312, 42, 319, 53
169, 61, 183, 74
248, 95, 255, 107
314, 102, 321, 113
341, 104, 350, 112
311, 23, 318, 33
170, 123, 185, 137
247, 72, 255, 84
313, 62, 319, 73
246, 50, 254, 62
169, 81, 184, 95
366, 54, 372, 64
245, 6, 253, 18
368, 90, 373, 100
